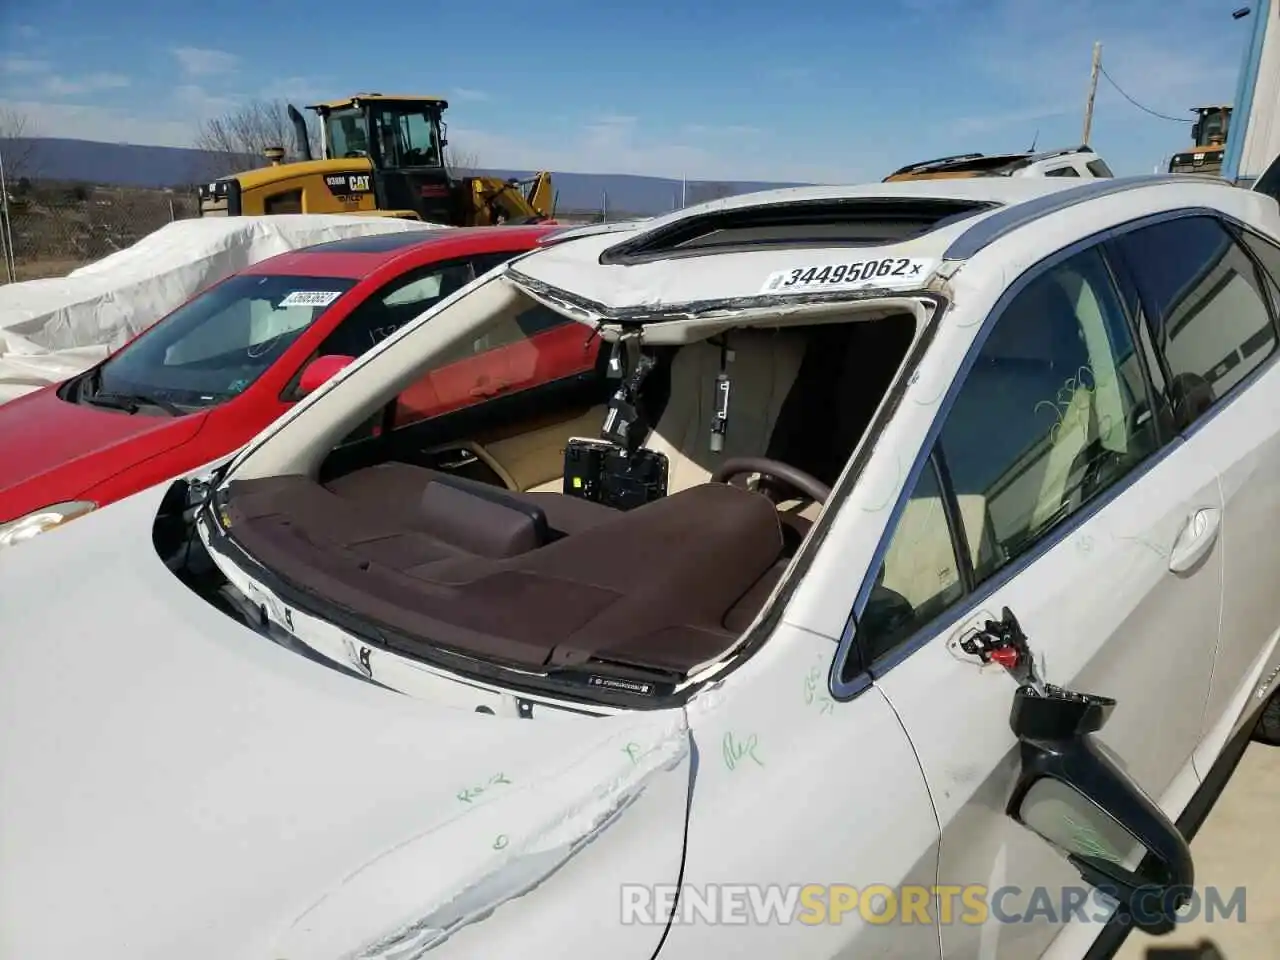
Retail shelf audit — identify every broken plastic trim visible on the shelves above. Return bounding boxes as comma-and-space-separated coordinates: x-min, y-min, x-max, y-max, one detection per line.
505, 266, 937, 328
595, 197, 1001, 266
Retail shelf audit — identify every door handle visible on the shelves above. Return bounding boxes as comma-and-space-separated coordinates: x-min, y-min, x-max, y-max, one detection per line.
1168, 507, 1221, 574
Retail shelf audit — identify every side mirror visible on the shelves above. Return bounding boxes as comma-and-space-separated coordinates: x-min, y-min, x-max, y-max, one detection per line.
1008, 683, 1194, 936
1191, 123, 1201, 142
298, 354, 355, 396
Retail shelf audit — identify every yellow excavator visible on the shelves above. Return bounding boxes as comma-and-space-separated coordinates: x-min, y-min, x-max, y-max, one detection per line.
1168, 106, 1232, 177
196, 93, 555, 225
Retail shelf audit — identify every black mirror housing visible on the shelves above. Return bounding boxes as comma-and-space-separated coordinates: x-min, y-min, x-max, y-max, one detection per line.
1007, 685, 1194, 936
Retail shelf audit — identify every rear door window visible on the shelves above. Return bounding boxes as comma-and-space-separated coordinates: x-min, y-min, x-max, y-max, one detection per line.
315, 260, 476, 359
1111, 215, 1278, 430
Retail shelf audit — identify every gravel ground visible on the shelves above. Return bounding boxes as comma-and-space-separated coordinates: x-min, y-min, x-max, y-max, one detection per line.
1114, 742, 1280, 960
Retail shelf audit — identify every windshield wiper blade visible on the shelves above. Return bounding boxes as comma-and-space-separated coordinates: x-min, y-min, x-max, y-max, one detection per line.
86, 392, 185, 416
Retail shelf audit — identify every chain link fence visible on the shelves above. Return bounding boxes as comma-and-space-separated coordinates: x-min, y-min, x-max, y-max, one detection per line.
0, 186, 199, 283
0, 184, 658, 284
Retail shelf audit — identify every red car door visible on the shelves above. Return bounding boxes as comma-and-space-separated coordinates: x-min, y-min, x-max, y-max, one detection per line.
394, 301, 598, 428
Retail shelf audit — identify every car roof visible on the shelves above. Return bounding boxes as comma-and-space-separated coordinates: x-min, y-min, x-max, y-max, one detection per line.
504, 175, 1249, 341
240, 224, 559, 280
885, 146, 1096, 180
510, 179, 1081, 309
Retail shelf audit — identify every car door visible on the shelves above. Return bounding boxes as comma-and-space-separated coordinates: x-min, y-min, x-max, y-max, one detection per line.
855, 236, 1223, 958
299, 258, 478, 418
1108, 214, 1280, 773
653, 627, 943, 960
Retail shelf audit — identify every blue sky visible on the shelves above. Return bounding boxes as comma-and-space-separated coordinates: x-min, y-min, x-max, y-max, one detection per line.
0, 0, 1255, 182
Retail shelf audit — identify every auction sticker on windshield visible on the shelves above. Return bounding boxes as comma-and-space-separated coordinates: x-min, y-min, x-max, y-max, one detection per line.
760, 257, 935, 294
279, 290, 345, 308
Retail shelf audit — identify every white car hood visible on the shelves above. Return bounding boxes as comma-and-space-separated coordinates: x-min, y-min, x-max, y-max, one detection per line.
0, 484, 692, 960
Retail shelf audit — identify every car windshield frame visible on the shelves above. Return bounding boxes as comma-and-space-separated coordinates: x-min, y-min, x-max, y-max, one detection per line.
91, 273, 359, 409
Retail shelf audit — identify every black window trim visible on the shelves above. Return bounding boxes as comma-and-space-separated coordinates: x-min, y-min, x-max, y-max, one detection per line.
1224, 222, 1280, 333
1097, 236, 1177, 447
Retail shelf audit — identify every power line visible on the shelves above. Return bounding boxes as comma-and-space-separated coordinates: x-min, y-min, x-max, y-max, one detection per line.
1098, 62, 1194, 123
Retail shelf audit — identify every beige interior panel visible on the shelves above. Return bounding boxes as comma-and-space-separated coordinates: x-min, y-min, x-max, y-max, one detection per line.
482, 405, 610, 492
524, 329, 807, 496
881, 494, 989, 609
645, 329, 808, 493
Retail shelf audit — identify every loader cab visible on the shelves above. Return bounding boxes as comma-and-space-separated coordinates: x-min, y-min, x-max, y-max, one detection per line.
309, 94, 456, 223
1168, 105, 1232, 176
1191, 105, 1231, 148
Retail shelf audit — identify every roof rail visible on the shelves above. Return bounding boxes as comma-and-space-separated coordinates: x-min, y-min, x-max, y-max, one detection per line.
943, 174, 1187, 261
887, 152, 985, 177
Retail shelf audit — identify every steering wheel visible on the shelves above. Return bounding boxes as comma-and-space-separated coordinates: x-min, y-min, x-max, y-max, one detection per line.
710, 457, 832, 505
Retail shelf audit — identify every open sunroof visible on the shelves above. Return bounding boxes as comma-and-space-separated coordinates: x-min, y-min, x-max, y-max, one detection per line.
598, 197, 1000, 265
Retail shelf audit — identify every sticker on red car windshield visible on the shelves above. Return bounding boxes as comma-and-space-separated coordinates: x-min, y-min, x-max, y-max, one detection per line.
760, 257, 936, 294
279, 290, 344, 308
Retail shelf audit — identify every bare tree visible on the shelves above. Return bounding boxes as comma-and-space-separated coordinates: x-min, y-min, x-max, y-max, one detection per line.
0, 108, 41, 181
194, 99, 321, 176
447, 146, 483, 176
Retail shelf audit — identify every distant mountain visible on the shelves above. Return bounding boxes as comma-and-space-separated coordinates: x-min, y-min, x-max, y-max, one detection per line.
7, 137, 809, 216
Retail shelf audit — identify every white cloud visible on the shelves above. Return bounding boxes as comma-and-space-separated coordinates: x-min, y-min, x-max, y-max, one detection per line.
3, 88, 851, 181
1, 57, 50, 75
43, 73, 131, 97
171, 46, 239, 77
173, 84, 241, 118
0, 97, 196, 147
451, 87, 491, 103
260, 76, 322, 104
938, 0, 1238, 152
447, 117, 852, 184
770, 67, 817, 85
947, 104, 1075, 138
682, 123, 762, 138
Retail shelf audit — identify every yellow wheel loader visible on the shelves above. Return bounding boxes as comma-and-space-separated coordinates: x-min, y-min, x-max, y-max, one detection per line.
196, 93, 556, 225
1168, 106, 1232, 177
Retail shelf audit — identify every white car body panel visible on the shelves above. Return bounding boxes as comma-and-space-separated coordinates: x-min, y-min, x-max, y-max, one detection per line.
658, 630, 941, 959
0, 485, 691, 960
1193, 350, 1280, 769
6, 175, 1280, 959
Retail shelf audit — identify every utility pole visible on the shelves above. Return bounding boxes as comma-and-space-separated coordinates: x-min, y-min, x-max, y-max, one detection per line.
1082, 41, 1102, 146
0, 146, 14, 284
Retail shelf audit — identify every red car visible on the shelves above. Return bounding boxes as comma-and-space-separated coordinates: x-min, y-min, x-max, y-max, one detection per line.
0, 224, 604, 536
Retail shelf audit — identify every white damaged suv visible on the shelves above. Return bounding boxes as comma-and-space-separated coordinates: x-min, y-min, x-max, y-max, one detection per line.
4, 174, 1280, 960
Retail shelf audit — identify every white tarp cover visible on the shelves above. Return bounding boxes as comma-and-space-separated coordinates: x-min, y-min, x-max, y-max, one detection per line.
0, 214, 446, 405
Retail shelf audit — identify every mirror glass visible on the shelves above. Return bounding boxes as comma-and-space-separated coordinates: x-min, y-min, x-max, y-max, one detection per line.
1018, 777, 1146, 869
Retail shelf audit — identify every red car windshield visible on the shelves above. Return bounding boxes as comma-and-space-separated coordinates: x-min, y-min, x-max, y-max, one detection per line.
94, 274, 357, 407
